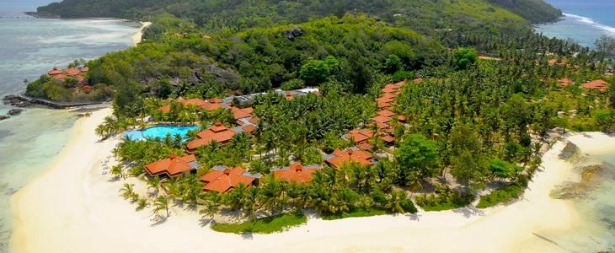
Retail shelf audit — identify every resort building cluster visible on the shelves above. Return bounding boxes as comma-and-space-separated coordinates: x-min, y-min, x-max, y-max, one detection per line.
140, 81, 419, 193
47, 66, 89, 85
131, 75, 609, 195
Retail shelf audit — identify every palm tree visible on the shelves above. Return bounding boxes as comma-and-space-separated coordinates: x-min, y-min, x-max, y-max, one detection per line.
146, 176, 161, 196
110, 165, 123, 180
153, 195, 170, 217
120, 183, 134, 199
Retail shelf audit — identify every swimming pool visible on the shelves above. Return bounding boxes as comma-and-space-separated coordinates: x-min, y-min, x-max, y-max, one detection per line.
123, 125, 199, 141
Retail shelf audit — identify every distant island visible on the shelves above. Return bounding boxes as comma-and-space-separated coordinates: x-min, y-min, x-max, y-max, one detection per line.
19, 0, 615, 234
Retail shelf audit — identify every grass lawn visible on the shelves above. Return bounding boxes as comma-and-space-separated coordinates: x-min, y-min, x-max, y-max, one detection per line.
322, 209, 388, 220
211, 212, 307, 234
476, 184, 524, 209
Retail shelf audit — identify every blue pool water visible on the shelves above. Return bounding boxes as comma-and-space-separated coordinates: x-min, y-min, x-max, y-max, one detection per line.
123, 125, 199, 141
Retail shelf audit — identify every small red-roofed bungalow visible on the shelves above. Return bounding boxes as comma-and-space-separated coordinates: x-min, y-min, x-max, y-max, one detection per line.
80, 66, 89, 72
346, 129, 374, 145
373, 115, 391, 125
380, 134, 395, 144
159, 105, 171, 113
200, 166, 261, 193
231, 106, 253, 120
186, 122, 236, 151
558, 78, 572, 86
582, 79, 609, 91
377, 110, 396, 118
52, 74, 67, 80
397, 115, 407, 123
241, 124, 257, 133
326, 149, 374, 169
377, 97, 393, 109
144, 154, 200, 178
272, 162, 323, 184
249, 117, 260, 125
48, 67, 64, 76
65, 68, 81, 76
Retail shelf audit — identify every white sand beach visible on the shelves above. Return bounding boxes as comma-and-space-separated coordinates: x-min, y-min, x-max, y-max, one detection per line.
9, 109, 614, 253
132, 21, 152, 46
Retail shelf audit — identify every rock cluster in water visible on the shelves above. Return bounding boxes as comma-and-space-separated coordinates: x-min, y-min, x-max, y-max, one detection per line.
550, 164, 604, 199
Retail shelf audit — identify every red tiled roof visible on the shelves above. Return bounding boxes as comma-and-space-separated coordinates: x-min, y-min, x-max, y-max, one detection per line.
357, 142, 374, 151
53, 74, 67, 80
231, 107, 253, 119
273, 162, 320, 184
373, 115, 391, 124
65, 68, 81, 76
397, 115, 407, 122
249, 117, 260, 125
381, 134, 395, 144
347, 129, 373, 144
145, 154, 197, 177
48, 68, 63, 75
326, 149, 373, 169
159, 105, 171, 113
242, 124, 257, 133
582, 79, 609, 91
182, 98, 207, 107
80, 66, 89, 72
377, 110, 396, 118
187, 123, 236, 150
200, 167, 256, 193
557, 78, 572, 86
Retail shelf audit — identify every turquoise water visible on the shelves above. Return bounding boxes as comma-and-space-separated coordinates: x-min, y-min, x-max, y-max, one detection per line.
123, 125, 199, 141
0, 11, 138, 253
536, 0, 615, 48
555, 150, 615, 252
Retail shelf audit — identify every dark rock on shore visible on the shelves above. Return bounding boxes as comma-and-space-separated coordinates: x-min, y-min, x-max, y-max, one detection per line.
8, 108, 24, 116
559, 141, 579, 160
2, 95, 31, 107
0, 115, 8, 121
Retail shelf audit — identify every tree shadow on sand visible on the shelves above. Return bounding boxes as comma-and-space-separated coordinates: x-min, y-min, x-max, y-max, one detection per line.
149, 214, 168, 226
452, 206, 485, 218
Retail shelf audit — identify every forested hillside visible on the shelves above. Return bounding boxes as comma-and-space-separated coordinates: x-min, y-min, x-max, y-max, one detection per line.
36, 0, 561, 34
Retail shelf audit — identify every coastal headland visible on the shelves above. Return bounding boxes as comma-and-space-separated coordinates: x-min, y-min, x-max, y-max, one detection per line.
10, 106, 614, 253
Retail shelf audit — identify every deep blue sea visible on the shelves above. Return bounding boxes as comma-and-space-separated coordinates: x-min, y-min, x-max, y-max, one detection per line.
536, 0, 615, 48
0, 8, 138, 252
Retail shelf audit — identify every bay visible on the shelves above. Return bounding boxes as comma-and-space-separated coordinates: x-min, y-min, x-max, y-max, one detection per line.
0, 11, 138, 252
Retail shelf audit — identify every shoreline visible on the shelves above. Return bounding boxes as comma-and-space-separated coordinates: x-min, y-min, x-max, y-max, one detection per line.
132, 21, 152, 46
9, 116, 614, 252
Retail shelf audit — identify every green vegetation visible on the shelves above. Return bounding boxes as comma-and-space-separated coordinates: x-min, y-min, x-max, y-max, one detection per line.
34, 0, 615, 226
476, 184, 524, 209
415, 185, 475, 211
322, 209, 388, 220
211, 213, 307, 234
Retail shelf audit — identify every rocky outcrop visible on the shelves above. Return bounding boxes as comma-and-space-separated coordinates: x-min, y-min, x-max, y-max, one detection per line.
2, 94, 103, 109
0, 115, 8, 121
8, 108, 23, 116
283, 27, 304, 40
550, 165, 604, 199
559, 141, 579, 160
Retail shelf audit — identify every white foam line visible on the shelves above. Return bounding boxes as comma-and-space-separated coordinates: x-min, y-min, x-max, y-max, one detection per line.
563, 13, 615, 35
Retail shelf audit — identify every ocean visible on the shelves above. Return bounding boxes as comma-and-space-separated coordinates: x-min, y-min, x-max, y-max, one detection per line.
536, 0, 615, 48
0, 11, 138, 252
